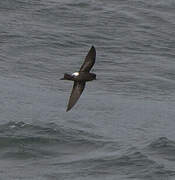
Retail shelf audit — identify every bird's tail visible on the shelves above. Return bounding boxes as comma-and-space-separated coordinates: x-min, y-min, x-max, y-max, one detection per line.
60, 73, 74, 81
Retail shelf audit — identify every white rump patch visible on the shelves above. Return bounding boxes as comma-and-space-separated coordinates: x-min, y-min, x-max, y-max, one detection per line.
72, 72, 79, 76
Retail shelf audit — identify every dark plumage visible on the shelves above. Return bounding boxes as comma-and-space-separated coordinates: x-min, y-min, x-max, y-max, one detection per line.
61, 46, 96, 111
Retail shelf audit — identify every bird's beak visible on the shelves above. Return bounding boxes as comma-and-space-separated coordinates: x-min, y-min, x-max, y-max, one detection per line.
60, 77, 65, 80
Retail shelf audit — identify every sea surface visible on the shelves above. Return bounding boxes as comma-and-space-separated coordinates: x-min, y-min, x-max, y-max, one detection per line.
0, 0, 175, 179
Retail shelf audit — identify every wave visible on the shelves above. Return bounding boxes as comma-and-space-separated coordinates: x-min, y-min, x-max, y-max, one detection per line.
49, 138, 175, 179
146, 137, 175, 161
0, 121, 119, 159
0, 122, 175, 179
51, 150, 175, 180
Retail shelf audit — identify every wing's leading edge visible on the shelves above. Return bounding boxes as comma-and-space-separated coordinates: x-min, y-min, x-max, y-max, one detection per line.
80, 46, 96, 72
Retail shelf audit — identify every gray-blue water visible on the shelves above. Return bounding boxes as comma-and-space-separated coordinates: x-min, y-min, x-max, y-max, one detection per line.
1, 0, 175, 179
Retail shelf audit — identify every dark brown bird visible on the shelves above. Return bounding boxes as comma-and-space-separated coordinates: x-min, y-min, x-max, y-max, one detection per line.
60, 46, 96, 111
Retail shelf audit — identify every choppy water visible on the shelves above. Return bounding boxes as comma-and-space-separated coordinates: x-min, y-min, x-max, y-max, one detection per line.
1, 0, 175, 179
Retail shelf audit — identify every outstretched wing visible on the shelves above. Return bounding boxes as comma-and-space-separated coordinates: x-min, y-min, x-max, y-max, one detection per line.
80, 46, 96, 72
66, 82, 86, 112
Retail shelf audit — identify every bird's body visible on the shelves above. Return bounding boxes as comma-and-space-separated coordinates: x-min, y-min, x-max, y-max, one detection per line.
62, 72, 96, 82
61, 46, 96, 111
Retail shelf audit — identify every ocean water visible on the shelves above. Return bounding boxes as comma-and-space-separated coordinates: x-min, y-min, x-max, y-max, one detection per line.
0, 0, 175, 179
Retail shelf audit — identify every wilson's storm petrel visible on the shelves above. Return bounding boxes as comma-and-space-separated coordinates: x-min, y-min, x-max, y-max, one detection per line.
61, 46, 96, 112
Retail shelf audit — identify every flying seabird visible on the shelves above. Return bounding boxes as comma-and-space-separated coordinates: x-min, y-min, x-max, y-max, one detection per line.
60, 46, 96, 112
